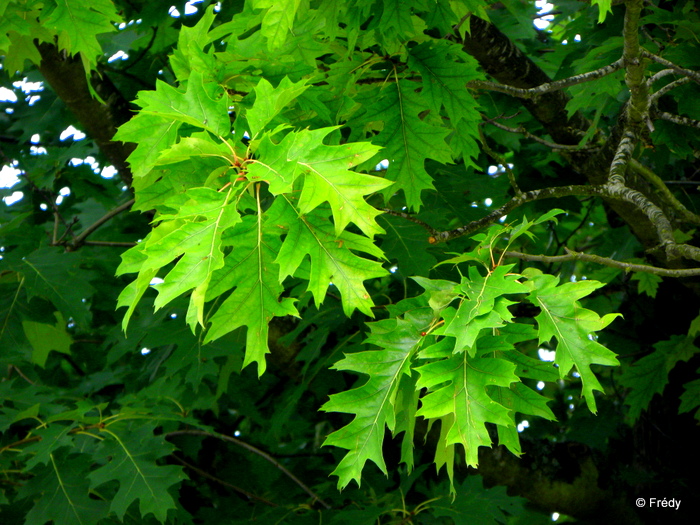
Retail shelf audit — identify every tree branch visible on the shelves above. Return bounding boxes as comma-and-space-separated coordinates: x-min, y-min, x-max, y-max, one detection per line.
166, 430, 332, 510
503, 248, 700, 277
427, 179, 700, 263
69, 199, 135, 249
647, 68, 678, 85
457, 15, 589, 146
621, 0, 647, 127
468, 59, 625, 100
656, 111, 700, 129
36, 43, 135, 188
486, 119, 599, 151
381, 208, 438, 236
641, 50, 700, 85
608, 129, 638, 184
81, 240, 138, 247
629, 159, 700, 225
455, 10, 691, 257
649, 76, 690, 102
170, 454, 278, 507
430, 184, 600, 243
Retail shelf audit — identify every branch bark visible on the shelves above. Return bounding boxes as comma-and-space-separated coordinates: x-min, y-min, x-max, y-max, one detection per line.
36, 43, 135, 188
456, 5, 700, 265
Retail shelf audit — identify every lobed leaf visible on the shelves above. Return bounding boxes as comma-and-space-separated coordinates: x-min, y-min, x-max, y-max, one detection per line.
321, 317, 423, 489
21, 449, 108, 525
270, 199, 387, 317
89, 422, 186, 523
361, 80, 452, 210
416, 353, 519, 470
204, 214, 299, 375
524, 269, 620, 413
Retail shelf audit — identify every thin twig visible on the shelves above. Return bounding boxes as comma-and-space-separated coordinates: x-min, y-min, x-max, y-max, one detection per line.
630, 159, 700, 225
478, 126, 522, 195
663, 180, 700, 186
641, 50, 700, 85
171, 454, 278, 507
82, 240, 138, 247
533, 10, 561, 19
69, 199, 135, 250
486, 120, 598, 151
427, 180, 700, 264
503, 249, 700, 277
430, 184, 600, 243
381, 208, 438, 236
23, 173, 74, 237
647, 69, 677, 85
1, 276, 24, 341
54, 217, 79, 245
8, 364, 35, 385
467, 58, 624, 99
452, 12, 471, 35
656, 111, 700, 129
166, 430, 332, 510
650, 76, 691, 102
122, 27, 158, 71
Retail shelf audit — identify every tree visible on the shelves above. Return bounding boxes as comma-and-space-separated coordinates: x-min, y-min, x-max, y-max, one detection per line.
2, 0, 700, 523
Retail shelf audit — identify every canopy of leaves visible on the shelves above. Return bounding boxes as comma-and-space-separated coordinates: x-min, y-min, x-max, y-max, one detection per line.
3, 1, 700, 524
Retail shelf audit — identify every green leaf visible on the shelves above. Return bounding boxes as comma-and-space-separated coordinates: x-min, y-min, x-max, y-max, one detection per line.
153, 187, 241, 320
620, 335, 700, 423
251, 127, 391, 237
1, 27, 47, 73
21, 449, 109, 525
115, 266, 158, 332
393, 372, 420, 472
362, 80, 453, 210
378, 214, 437, 277
155, 135, 235, 166
118, 187, 241, 329
89, 422, 186, 523
592, 0, 613, 23
377, 0, 418, 49
415, 353, 519, 471
689, 310, 700, 337
114, 116, 182, 178
10, 248, 96, 329
270, 199, 387, 316
136, 70, 230, 135
246, 76, 309, 136
442, 265, 528, 354
169, 4, 219, 80
408, 41, 482, 167
22, 311, 73, 367
524, 269, 620, 413
631, 271, 662, 298
432, 476, 530, 524
204, 214, 299, 375
321, 317, 422, 489
254, 0, 302, 50
679, 374, 700, 421
40, 0, 119, 72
